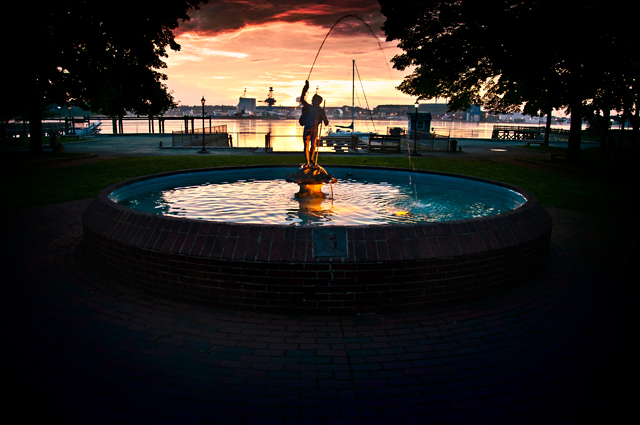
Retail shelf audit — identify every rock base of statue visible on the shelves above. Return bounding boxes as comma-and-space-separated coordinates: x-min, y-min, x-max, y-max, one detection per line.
286, 165, 337, 199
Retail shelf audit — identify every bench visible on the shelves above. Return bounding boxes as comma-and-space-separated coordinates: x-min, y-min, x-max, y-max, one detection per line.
368, 135, 402, 152
320, 135, 367, 153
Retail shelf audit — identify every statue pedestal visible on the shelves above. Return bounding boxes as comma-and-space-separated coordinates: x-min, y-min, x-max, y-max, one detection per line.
296, 183, 326, 198
286, 165, 337, 199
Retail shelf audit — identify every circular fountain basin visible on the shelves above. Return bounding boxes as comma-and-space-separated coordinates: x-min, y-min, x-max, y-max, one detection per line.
83, 165, 552, 315
108, 167, 527, 226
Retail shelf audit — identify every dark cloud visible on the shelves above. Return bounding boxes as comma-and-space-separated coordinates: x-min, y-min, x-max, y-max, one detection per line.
179, 0, 385, 37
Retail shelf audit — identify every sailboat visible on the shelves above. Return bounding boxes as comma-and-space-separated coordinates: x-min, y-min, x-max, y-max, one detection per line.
324, 60, 376, 140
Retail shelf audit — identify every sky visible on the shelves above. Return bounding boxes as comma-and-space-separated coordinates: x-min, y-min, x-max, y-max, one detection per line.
163, 0, 418, 108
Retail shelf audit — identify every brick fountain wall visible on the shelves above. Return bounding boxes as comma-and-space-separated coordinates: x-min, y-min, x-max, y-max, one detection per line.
83, 166, 552, 315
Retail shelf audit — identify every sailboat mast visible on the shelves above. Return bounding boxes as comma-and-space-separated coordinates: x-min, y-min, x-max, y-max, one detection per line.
352, 60, 355, 127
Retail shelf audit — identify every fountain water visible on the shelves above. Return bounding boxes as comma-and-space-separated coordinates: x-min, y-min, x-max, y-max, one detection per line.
307, 14, 391, 82
109, 166, 525, 225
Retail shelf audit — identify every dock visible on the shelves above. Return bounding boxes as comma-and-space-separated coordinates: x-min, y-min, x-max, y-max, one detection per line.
491, 125, 544, 140
318, 134, 368, 153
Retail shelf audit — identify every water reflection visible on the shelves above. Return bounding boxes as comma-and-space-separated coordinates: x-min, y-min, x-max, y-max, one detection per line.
118, 174, 522, 226
288, 196, 335, 226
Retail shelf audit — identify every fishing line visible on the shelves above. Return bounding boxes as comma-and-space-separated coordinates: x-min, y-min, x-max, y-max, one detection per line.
354, 62, 377, 133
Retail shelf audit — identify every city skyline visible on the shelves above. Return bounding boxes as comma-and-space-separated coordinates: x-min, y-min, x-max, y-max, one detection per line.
163, 0, 418, 108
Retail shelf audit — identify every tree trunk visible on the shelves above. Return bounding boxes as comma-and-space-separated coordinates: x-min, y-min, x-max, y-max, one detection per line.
544, 106, 552, 147
631, 103, 639, 155
567, 99, 582, 162
618, 116, 625, 150
28, 105, 43, 156
599, 108, 610, 156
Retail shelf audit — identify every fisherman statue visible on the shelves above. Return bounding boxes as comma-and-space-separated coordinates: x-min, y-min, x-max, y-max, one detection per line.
285, 80, 336, 198
299, 80, 329, 167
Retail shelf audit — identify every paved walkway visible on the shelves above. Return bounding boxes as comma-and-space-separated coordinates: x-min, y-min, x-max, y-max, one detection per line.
58, 134, 582, 159
1, 195, 637, 424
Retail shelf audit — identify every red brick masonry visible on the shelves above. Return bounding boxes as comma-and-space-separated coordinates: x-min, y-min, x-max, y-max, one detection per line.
83, 165, 552, 315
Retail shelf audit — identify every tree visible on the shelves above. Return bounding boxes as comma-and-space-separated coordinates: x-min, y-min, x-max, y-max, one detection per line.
3, 1, 206, 155
379, 0, 638, 161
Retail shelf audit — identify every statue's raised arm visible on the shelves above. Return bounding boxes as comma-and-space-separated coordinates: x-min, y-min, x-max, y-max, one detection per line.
300, 80, 310, 106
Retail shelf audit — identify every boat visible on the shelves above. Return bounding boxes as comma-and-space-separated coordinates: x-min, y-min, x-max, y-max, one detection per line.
67, 121, 102, 136
324, 60, 376, 141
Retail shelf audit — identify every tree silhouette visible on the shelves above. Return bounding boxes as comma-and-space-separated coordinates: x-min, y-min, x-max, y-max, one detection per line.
380, 0, 638, 161
3, 1, 206, 154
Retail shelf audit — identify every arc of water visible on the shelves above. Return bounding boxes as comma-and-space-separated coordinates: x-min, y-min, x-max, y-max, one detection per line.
307, 14, 391, 81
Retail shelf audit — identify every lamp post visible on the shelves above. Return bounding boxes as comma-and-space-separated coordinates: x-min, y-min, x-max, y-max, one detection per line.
68, 106, 75, 135
198, 95, 209, 154
412, 100, 421, 156
57, 106, 62, 135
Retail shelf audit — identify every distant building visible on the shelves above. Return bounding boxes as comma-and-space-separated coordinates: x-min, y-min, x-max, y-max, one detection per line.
255, 105, 297, 117
417, 103, 449, 119
377, 105, 412, 117
407, 110, 433, 138
238, 97, 256, 112
468, 105, 482, 122
378, 103, 458, 120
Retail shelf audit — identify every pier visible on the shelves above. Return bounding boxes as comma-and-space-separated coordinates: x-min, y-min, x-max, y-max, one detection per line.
6, 116, 223, 137
171, 125, 230, 147
109, 116, 218, 135
491, 125, 544, 140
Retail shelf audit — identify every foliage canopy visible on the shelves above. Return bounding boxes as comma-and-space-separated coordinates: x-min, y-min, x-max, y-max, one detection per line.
3, 0, 207, 152
379, 0, 639, 160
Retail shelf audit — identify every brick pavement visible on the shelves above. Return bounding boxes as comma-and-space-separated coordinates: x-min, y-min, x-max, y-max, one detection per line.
1, 199, 637, 424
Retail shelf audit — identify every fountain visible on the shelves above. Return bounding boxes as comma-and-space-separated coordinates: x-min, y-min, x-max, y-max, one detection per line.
82, 164, 552, 315
82, 16, 551, 315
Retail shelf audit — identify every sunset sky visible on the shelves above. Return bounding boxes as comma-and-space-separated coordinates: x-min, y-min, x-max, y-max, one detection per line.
164, 0, 418, 108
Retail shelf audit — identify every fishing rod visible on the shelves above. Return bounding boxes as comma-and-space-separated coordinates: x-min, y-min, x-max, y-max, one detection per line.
315, 99, 326, 166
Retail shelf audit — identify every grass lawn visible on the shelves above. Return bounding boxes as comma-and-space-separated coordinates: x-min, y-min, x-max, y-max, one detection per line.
1, 149, 636, 221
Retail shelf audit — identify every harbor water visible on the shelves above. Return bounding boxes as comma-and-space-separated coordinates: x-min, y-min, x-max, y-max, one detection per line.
87, 118, 569, 152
